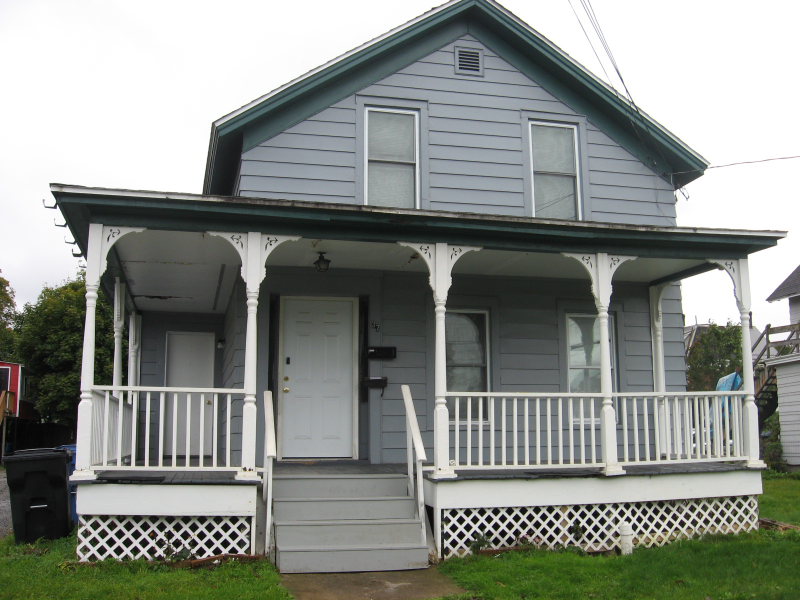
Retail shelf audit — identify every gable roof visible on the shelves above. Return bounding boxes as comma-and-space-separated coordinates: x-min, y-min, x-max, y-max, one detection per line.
203, 0, 708, 196
767, 264, 800, 302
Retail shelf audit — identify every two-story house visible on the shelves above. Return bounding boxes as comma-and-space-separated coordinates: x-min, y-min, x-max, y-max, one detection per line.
53, 0, 783, 573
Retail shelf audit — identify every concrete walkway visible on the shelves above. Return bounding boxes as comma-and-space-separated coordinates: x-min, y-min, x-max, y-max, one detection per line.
281, 568, 468, 600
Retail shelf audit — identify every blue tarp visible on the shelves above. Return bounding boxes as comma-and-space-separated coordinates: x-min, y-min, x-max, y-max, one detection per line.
716, 372, 743, 392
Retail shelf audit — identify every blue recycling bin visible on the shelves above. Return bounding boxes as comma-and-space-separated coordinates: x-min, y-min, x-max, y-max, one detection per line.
59, 445, 77, 528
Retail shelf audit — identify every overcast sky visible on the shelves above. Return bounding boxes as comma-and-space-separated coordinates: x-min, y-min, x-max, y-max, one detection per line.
1, 0, 797, 331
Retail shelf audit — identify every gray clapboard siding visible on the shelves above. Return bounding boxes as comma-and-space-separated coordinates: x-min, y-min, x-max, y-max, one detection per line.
775, 360, 800, 464
790, 297, 800, 324
239, 36, 676, 226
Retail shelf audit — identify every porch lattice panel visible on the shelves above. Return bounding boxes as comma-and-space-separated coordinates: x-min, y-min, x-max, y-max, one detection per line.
441, 495, 758, 557
77, 515, 252, 562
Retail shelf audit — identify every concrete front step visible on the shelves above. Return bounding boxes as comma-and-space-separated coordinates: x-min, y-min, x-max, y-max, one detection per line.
276, 543, 430, 573
275, 518, 423, 547
273, 496, 416, 521
272, 473, 408, 498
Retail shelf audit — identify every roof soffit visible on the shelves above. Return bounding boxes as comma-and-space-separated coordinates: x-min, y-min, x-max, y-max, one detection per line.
204, 0, 708, 195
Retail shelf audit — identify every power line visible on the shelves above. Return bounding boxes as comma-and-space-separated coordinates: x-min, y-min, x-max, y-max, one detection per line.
673, 155, 800, 176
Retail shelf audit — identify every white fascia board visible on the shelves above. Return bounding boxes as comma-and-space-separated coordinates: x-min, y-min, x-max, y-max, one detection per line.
77, 484, 258, 516
426, 470, 763, 509
765, 354, 800, 368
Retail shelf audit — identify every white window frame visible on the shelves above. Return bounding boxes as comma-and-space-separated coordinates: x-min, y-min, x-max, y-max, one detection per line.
364, 107, 420, 209
529, 120, 583, 221
446, 309, 491, 424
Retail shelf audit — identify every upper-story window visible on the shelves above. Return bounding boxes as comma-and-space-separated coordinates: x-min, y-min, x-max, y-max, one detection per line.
366, 107, 419, 209
530, 122, 581, 220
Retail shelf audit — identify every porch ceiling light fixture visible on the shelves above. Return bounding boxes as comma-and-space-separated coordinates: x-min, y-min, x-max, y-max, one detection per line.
314, 252, 331, 272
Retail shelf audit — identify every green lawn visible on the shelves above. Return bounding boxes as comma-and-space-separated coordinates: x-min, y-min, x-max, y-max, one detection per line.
760, 476, 800, 525
0, 535, 292, 600
1, 473, 798, 600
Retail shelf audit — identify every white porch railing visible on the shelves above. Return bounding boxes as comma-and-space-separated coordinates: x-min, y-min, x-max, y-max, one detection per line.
401, 385, 427, 546
90, 386, 246, 470
446, 391, 747, 470
617, 392, 745, 465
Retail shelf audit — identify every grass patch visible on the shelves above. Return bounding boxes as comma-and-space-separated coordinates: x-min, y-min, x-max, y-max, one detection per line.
760, 477, 800, 525
0, 534, 292, 600
439, 530, 800, 599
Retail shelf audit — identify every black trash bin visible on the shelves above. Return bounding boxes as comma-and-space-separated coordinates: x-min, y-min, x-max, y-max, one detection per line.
4, 448, 72, 543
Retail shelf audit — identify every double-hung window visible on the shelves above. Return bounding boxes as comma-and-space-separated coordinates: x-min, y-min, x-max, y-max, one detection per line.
531, 122, 581, 220
446, 310, 489, 422
366, 108, 419, 209
566, 313, 616, 393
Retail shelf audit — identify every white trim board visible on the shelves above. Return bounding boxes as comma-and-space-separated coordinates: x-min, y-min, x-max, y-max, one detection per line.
424, 470, 763, 510
77, 484, 258, 517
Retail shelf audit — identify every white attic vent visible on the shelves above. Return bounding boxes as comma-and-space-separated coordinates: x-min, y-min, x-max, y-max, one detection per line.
455, 47, 483, 76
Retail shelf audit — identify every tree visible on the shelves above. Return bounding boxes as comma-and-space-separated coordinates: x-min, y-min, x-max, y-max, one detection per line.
0, 270, 17, 362
686, 322, 742, 391
15, 273, 115, 427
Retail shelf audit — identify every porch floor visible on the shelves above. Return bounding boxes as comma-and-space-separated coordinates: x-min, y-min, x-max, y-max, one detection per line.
273, 460, 407, 475
434, 462, 753, 481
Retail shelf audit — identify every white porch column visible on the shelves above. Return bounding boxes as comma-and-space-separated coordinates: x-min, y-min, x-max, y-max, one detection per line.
398, 242, 480, 479
112, 278, 125, 393
649, 284, 670, 456
75, 225, 145, 477
709, 258, 764, 468
127, 311, 141, 387
564, 252, 635, 476
211, 232, 299, 477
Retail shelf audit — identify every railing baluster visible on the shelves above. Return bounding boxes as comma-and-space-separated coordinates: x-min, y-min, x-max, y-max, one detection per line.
693, 395, 701, 460
558, 398, 564, 465
704, 396, 712, 459
185, 393, 192, 467
512, 397, 518, 466
467, 397, 472, 467
501, 398, 507, 466
158, 392, 165, 467
535, 398, 541, 465
144, 392, 152, 467
734, 395, 742, 456
478, 396, 484, 466
622, 396, 629, 462
683, 396, 691, 459
103, 391, 111, 467
489, 397, 495, 466
131, 391, 139, 467
653, 395, 661, 459
672, 396, 681, 459
568, 398, 574, 465
579, 398, 586, 464
590, 399, 596, 464
199, 393, 206, 467
643, 396, 650, 462
633, 397, 640, 462
213, 393, 219, 467
546, 397, 552, 465
454, 397, 460, 467
524, 398, 530, 466
226, 394, 232, 468
713, 396, 722, 457
172, 392, 178, 468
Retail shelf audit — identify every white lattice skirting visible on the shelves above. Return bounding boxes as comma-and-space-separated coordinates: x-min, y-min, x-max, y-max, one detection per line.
442, 495, 758, 557
77, 515, 253, 562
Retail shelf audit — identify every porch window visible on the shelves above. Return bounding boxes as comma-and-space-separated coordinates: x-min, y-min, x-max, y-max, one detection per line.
366, 108, 419, 209
446, 310, 489, 421
566, 313, 616, 393
531, 122, 580, 220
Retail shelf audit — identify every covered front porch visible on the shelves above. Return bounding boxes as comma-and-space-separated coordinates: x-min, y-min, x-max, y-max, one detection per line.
53, 185, 782, 564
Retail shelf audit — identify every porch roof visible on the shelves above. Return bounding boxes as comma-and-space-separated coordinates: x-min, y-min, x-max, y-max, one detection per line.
52, 184, 785, 280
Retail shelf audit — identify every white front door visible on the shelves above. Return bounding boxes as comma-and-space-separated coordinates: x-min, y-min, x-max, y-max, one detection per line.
165, 331, 215, 459
281, 298, 356, 458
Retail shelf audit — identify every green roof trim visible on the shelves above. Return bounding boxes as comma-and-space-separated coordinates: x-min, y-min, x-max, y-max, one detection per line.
53, 186, 781, 265
204, 0, 708, 196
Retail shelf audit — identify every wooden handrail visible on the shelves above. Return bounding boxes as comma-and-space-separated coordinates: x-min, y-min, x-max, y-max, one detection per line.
264, 391, 277, 460
401, 385, 427, 462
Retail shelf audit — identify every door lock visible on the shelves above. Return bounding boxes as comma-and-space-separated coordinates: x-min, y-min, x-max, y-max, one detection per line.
283, 387, 290, 393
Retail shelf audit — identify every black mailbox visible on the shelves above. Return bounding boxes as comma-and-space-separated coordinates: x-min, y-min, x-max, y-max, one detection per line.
364, 376, 388, 389
367, 347, 396, 359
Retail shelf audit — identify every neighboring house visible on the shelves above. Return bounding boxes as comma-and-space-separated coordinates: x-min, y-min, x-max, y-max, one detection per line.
762, 265, 800, 468
53, 0, 784, 572
0, 361, 35, 421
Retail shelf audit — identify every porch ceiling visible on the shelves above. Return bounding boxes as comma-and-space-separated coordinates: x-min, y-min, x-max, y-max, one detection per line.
113, 231, 240, 314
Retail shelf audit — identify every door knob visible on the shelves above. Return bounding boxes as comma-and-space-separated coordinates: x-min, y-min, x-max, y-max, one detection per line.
283, 387, 290, 393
